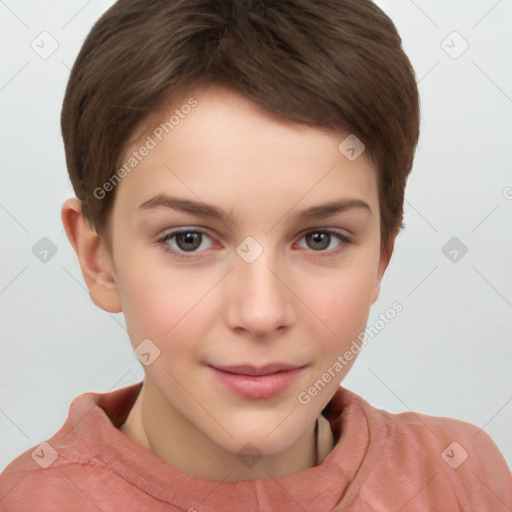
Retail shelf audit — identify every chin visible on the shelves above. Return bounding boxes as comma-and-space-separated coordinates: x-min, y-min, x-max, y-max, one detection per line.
209, 416, 307, 456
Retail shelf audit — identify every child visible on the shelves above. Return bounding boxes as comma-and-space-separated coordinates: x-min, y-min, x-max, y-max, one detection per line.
1, 0, 511, 510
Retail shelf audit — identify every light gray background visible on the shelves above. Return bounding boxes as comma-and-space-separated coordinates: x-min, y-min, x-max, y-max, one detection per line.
1, 0, 511, 473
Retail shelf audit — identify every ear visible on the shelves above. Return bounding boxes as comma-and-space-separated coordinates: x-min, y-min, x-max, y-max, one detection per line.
61, 198, 122, 313
370, 229, 398, 305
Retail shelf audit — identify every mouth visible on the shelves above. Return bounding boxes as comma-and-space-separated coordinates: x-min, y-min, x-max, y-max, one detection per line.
207, 363, 308, 400
211, 363, 304, 376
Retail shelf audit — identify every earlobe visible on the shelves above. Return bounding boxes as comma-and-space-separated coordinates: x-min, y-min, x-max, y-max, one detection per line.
61, 198, 122, 313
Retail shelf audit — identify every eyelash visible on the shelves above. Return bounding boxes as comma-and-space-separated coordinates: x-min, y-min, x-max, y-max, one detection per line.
156, 228, 353, 260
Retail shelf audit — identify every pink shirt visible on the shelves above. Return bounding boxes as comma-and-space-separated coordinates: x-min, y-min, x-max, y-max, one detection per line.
1, 381, 511, 511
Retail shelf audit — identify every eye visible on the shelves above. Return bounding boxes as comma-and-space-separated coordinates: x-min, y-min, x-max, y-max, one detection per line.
296, 229, 352, 257
157, 227, 353, 261
157, 228, 214, 259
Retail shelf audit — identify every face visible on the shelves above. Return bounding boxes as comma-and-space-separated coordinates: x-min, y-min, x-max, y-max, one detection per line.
103, 84, 388, 456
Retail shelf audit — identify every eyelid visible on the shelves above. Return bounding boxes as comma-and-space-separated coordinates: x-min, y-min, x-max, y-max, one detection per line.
296, 225, 353, 239
157, 226, 216, 247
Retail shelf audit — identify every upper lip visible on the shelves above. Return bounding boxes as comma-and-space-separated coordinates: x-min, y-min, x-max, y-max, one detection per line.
209, 363, 305, 376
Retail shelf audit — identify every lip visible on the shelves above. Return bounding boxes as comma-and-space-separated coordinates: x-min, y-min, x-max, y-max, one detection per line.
211, 363, 303, 376
208, 363, 307, 400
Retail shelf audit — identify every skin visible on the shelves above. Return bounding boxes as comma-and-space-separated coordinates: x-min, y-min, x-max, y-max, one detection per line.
62, 83, 396, 482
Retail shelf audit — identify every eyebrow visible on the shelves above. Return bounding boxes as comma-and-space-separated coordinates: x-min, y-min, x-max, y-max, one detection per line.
138, 194, 371, 224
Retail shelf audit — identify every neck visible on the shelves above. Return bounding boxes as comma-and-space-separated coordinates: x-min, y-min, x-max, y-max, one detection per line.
119, 377, 334, 482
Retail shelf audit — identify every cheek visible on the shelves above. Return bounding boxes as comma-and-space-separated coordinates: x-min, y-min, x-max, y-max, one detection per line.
115, 254, 205, 347
307, 263, 377, 347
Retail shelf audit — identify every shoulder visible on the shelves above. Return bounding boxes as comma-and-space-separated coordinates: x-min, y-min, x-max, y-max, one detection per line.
0, 383, 149, 511
341, 389, 509, 471
364, 398, 512, 509
375, 404, 507, 464
331, 388, 512, 510
0, 442, 110, 511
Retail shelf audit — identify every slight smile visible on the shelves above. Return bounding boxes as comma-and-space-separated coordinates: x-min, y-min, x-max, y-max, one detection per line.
207, 363, 308, 400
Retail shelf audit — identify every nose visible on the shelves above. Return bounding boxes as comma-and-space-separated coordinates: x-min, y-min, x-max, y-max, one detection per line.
224, 245, 295, 338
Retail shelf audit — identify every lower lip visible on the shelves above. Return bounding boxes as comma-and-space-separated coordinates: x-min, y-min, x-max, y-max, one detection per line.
209, 366, 305, 400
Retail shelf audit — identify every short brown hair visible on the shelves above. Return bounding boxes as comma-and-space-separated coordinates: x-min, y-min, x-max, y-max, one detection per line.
61, 0, 420, 259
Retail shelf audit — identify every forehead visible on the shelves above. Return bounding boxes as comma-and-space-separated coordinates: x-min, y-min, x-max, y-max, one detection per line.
113, 84, 378, 216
